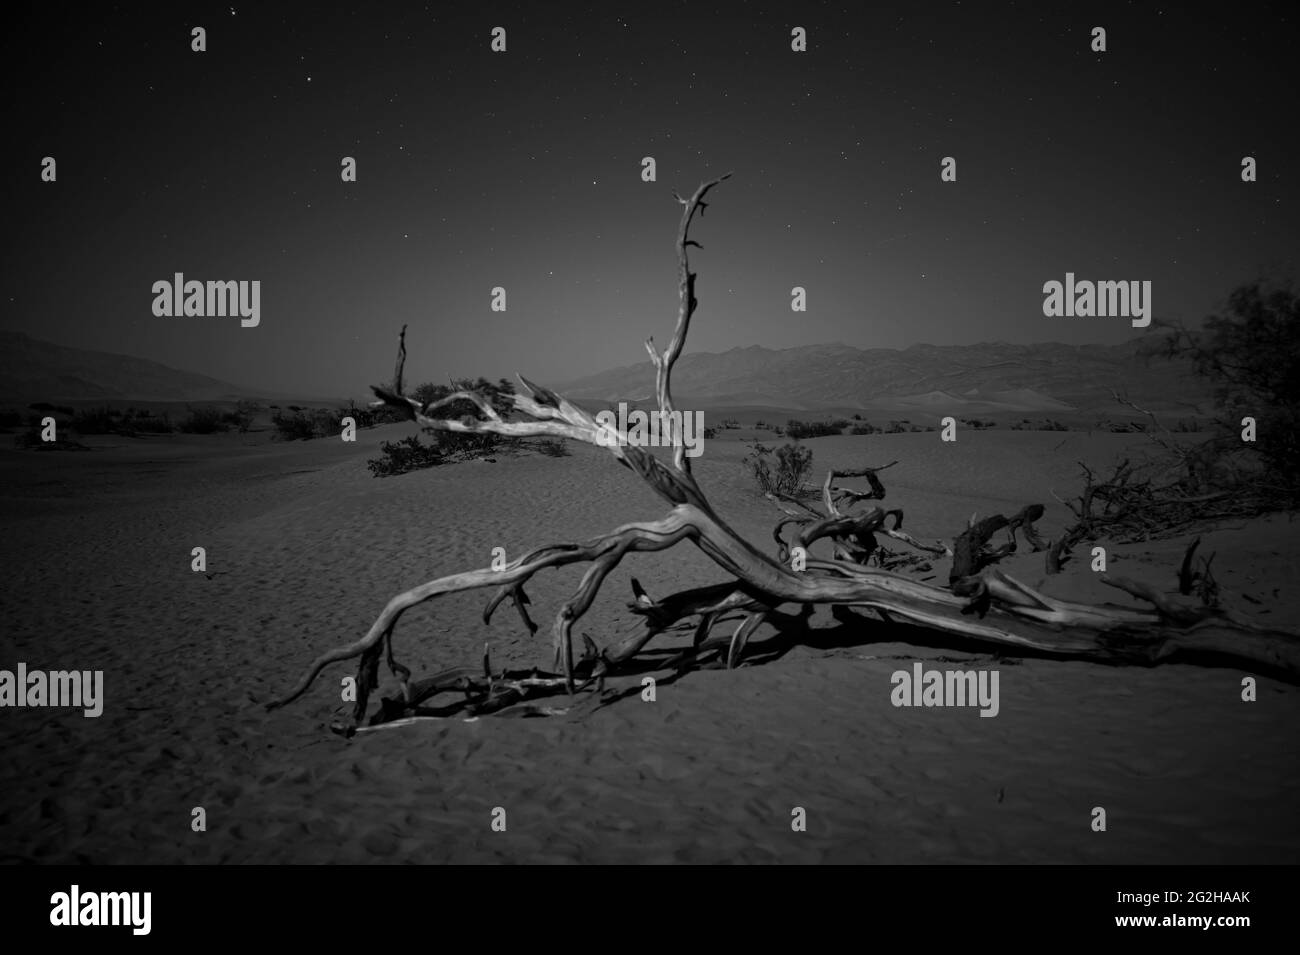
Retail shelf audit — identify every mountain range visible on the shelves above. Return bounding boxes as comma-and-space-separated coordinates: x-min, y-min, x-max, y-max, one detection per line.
558, 339, 1211, 415
0, 331, 292, 405
0, 330, 1212, 415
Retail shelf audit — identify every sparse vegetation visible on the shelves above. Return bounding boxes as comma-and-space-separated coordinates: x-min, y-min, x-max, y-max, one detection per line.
534, 438, 571, 457
366, 435, 444, 477
1149, 278, 1300, 505
1011, 418, 1068, 431
271, 408, 343, 441
784, 419, 843, 439
742, 440, 814, 497
176, 405, 231, 434
1051, 277, 1300, 566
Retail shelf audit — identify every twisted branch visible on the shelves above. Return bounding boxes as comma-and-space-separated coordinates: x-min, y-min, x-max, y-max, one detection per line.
272, 176, 1300, 732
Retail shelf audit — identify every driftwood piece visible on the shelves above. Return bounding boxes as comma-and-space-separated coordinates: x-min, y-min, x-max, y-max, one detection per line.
270, 176, 1300, 730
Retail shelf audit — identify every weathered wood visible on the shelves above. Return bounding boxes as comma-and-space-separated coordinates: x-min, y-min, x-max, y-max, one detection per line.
270, 176, 1300, 730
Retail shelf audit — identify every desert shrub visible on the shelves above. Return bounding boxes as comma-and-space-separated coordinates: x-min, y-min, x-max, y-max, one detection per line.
12, 420, 88, 450
1151, 279, 1300, 501
312, 408, 343, 436
367, 436, 445, 477
702, 427, 718, 440
335, 400, 406, 429
411, 377, 517, 458
412, 377, 515, 418
177, 405, 230, 434
270, 410, 316, 440
851, 413, 863, 421
132, 414, 173, 434
338, 401, 376, 430
221, 400, 259, 433
785, 419, 842, 439
534, 438, 571, 457
269, 408, 342, 441
427, 428, 519, 459
850, 423, 875, 435
72, 406, 137, 435
743, 440, 813, 497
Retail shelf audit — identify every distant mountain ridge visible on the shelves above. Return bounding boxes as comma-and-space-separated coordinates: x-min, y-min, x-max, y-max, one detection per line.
0, 331, 318, 404
0, 331, 1212, 415
559, 339, 1211, 414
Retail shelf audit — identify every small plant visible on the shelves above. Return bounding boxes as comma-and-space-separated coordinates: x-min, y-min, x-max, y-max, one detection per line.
367, 435, 445, 476
12, 421, 88, 451
785, 419, 842, 439
534, 438, 571, 457
743, 440, 813, 497
271, 410, 317, 440
177, 405, 231, 434
70, 406, 122, 435
222, 399, 259, 433
132, 413, 173, 434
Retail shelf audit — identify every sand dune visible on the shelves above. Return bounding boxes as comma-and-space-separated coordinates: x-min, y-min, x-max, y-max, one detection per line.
0, 426, 1295, 863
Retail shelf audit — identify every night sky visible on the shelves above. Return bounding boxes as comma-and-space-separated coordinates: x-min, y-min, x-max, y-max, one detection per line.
2, 1, 1296, 398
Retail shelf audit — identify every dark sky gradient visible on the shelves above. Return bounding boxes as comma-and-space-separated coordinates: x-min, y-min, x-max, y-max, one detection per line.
2, 1, 1296, 398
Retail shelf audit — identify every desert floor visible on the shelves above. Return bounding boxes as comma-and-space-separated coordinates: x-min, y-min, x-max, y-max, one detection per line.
0, 425, 1297, 863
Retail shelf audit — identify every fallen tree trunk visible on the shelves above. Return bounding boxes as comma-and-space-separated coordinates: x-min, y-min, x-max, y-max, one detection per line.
269, 175, 1300, 730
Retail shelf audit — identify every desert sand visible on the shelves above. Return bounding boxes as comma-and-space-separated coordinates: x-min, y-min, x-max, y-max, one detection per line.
0, 424, 1297, 864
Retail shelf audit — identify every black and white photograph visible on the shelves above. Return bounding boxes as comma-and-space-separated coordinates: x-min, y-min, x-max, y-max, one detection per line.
0, 0, 1295, 926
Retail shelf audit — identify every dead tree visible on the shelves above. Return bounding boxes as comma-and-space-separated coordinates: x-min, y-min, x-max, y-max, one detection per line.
269, 175, 1300, 732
